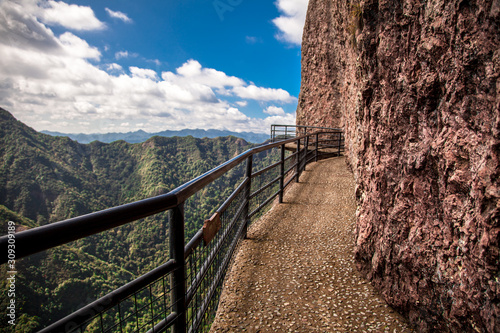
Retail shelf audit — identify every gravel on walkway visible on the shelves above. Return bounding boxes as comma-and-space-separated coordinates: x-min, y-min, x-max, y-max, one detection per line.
209, 157, 413, 332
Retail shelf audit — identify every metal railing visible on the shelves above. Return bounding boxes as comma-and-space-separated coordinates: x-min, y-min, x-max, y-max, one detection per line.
270, 124, 343, 142
0, 126, 344, 333
271, 124, 345, 158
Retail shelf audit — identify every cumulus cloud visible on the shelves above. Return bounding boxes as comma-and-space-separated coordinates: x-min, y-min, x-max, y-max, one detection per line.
0, 1, 61, 54
264, 106, 286, 116
130, 67, 159, 81
0, 1, 297, 134
59, 32, 101, 60
232, 85, 296, 103
105, 8, 132, 23
258, 112, 296, 131
115, 50, 137, 59
272, 0, 309, 45
38, 0, 106, 31
106, 63, 123, 72
167, 59, 245, 90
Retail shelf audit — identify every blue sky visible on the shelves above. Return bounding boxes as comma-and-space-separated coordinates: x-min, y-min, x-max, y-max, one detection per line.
0, 0, 309, 134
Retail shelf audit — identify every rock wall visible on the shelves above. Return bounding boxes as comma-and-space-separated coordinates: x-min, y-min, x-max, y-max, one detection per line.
299, 0, 500, 331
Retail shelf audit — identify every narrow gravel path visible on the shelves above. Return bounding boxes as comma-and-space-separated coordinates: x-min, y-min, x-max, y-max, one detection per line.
210, 157, 413, 332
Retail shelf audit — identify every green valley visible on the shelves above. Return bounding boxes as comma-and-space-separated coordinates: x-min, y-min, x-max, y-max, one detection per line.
0, 108, 277, 332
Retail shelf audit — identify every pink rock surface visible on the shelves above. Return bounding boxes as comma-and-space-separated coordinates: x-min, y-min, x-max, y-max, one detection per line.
298, 0, 500, 331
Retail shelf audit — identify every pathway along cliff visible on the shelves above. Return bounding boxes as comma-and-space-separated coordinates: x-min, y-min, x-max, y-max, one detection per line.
210, 157, 413, 332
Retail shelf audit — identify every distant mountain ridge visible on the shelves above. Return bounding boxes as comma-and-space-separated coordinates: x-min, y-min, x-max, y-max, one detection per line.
42, 128, 270, 144
0, 107, 282, 331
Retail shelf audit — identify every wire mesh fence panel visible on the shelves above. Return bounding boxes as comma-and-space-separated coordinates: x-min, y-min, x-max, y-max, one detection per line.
7, 126, 344, 333
184, 144, 303, 332
249, 165, 280, 221
62, 269, 175, 333
183, 163, 246, 243
185, 180, 247, 333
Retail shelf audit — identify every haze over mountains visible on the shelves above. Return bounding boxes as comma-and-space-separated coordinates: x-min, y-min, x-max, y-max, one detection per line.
0, 107, 280, 331
41, 129, 270, 145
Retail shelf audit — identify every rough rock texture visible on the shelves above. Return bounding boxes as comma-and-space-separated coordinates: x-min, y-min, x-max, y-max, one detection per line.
298, 0, 500, 332
296, 0, 354, 128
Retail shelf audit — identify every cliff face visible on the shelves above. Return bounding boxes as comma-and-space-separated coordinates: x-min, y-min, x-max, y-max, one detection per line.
297, 0, 343, 128
299, 0, 500, 332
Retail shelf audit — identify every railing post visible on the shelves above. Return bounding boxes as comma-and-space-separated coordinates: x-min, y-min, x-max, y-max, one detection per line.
304, 135, 309, 171
295, 138, 300, 183
339, 132, 343, 155
337, 132, 341, 156
279, 143, 285, 203
315, 133, 319, 162
169, 204, 186, 333
243, 155, 253, 238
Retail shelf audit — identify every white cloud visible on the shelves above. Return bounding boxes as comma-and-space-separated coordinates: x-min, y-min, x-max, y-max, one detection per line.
232, 85, 296, 103
259, 112, 296, 131
115, 51, 133, 59
160, 81, 218, 104
0, 1, 297, 135
59, 32, 101, 60
150, 59, 162, 66
235, 111, 296, 134
273, 0, 309, 45
176, 60, 203, 77
106, 63, 123, 72
0, 1, 61, 54
130, 67, 159, 81
264, 106, 285, 116
39, 0, 106, 31
167, 59, 245, 90
105, 8, 132, 23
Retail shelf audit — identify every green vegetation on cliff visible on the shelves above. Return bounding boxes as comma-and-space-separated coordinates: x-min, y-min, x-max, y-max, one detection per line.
0, 108, 277, 331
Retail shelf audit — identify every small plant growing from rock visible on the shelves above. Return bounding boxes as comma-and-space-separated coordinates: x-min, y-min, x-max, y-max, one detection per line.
349, 1, 363, 47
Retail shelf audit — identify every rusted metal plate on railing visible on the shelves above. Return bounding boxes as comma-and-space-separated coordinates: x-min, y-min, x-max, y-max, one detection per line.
203, 212, 221, 246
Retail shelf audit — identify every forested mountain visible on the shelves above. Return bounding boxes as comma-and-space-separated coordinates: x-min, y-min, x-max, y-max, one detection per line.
0, 108, 253, 226
0, 108, 276, 331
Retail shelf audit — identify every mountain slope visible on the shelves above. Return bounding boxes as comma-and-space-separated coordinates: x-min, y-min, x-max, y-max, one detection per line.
0, 108, 267, 331
0, 108, 253, 226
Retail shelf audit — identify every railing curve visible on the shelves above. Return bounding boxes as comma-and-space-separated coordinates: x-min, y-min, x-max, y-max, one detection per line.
0, 126, 344, 333
271, 124, 343, 142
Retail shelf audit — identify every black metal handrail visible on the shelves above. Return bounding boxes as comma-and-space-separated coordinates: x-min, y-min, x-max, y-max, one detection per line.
0, 126, 344, 333
270, 124, 343, 142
